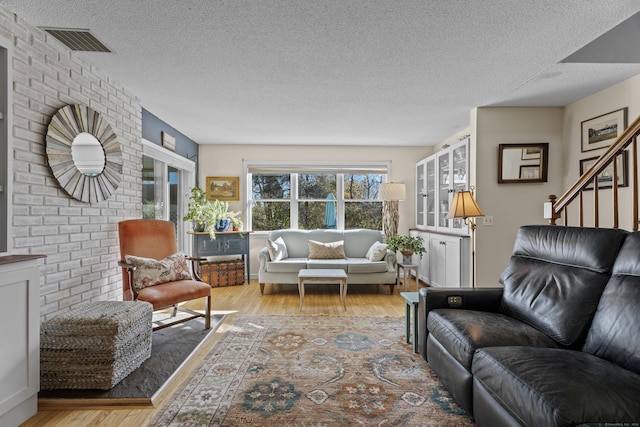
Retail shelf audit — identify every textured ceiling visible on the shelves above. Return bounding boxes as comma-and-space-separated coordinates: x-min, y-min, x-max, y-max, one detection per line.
3, 1, 640, 146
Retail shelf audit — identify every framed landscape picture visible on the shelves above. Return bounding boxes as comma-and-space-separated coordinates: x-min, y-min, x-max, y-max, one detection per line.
581, 108, 627, 152
579, 151, 628, 191
519, 165, 540, 180
206, 176, 240, 201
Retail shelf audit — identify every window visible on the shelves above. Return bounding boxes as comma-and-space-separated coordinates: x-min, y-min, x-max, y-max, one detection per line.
246, 162, 388, 232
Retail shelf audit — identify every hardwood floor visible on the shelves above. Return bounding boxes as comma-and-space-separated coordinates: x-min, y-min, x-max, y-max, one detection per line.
22, 278, 423, 427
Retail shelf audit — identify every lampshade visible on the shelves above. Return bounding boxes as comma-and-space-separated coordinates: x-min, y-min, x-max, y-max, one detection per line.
379, 182, 406, 201
446, 190, 484, 219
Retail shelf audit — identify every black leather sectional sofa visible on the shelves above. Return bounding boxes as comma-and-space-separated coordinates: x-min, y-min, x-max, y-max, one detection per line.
418, 225, 640, 426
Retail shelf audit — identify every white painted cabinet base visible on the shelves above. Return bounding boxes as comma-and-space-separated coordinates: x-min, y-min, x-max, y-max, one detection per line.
410, 230, 470, 288
0, 255, 43, 427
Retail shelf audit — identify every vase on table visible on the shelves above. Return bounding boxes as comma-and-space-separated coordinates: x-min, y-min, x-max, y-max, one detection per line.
400, 250, 414, 265
214, 218, 231, 232
192, 222, 206, 232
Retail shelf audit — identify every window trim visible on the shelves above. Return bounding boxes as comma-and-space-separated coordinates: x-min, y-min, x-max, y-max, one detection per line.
244, 160, 390, 234
0, 36, 12, 255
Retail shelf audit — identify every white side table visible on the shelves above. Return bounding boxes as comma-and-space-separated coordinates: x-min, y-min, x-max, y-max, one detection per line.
396, 262, 419, 290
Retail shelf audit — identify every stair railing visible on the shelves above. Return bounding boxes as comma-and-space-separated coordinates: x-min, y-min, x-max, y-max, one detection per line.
548, 114, 640, 230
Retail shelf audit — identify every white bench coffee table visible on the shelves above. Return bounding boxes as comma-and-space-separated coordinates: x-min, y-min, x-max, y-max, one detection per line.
298, 268, 348, 311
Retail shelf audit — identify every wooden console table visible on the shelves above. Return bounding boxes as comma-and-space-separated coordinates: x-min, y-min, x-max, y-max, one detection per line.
190, 231, 251, 281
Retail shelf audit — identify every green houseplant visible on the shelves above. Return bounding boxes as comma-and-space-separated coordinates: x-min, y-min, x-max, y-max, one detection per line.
387, 234, 426, 263
183, 187, 240, 238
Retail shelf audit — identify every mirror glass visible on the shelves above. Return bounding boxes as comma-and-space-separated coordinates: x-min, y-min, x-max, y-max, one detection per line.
71, 132, 105, 176
498, 143, 549, 183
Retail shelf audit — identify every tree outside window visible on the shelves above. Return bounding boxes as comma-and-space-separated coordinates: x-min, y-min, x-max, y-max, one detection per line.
250, 170, 383, 231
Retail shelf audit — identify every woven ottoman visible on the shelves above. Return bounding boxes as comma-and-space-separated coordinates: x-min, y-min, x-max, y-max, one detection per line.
40, 301, 153, 390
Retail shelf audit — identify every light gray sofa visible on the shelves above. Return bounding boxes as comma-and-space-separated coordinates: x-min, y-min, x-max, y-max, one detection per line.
258, 229, 397, 295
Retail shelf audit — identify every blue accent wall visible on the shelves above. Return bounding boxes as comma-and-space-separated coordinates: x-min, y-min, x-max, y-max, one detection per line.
142, 108, 199, 162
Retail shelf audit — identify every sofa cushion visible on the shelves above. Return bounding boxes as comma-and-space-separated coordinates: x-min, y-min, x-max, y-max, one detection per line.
343, 229, 385, 258
266, 258, 308, 273
308, 240, 346, 259
268, 229, 311, 258
428, 309, 557, 370
582, 231, 640, 375
499, 225, 628, 346
306, 259, 348, 270
366, 241, 388, 261
472, 346, 640, 426
347, 259, 389, 274
266, 237, 288, 261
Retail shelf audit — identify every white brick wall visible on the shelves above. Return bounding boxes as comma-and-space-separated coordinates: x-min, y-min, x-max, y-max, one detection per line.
1, 7, 142, 321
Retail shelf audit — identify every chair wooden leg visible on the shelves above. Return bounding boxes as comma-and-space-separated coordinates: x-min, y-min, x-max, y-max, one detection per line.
205, 294, 211, 329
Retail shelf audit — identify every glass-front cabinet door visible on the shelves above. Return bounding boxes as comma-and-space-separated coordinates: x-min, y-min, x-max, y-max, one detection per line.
415, 137, 469, 234
437, 151, 450, 229
416, 161, 425, 228
425, 157, 436, 227
450, 140, 469, 232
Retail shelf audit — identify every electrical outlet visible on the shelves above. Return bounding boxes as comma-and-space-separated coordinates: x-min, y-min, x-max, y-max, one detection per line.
447, 296, 462, 306
482, 215, 494, 226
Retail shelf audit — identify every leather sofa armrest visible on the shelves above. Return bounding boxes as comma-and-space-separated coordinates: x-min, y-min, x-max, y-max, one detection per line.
418, 287, 504, 360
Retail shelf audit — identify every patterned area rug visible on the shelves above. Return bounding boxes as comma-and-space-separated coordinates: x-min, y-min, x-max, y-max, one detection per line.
153, 315, 475, 426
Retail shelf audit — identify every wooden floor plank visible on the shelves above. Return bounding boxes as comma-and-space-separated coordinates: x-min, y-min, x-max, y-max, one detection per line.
21, 278, 423, 427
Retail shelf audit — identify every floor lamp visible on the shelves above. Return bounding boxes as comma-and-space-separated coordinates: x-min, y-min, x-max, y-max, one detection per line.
379, 182, 406, 240
446, 187, 484, 288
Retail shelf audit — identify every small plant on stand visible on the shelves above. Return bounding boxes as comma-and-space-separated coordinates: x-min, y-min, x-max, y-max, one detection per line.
183, 187, 211, 232
387, 234, 426, 264
183, 187, 242, 239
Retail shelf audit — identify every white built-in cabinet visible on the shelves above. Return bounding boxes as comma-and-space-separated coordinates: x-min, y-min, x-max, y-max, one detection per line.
416, 137, 470, 234
410, 230, 470, 288
0, 255, 44, 427
413, 137, 471, 288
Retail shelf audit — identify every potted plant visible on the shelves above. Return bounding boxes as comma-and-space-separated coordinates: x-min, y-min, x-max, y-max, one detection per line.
387, 234, 426, 264
183, 187, 241, 238
229, 211, 243, 231
183, 187, 211, 232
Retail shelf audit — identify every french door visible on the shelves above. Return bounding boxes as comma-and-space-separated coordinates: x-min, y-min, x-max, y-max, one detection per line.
142, 139, 195, 252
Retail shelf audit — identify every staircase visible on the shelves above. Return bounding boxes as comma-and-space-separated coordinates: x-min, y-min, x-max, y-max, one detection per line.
548, 115, 640, 230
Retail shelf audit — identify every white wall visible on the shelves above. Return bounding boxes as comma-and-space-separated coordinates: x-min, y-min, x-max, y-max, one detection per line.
562, 74, 640, 230
473, 107, 564, 287
1, 6, 142, 320
198, 144, 431, 277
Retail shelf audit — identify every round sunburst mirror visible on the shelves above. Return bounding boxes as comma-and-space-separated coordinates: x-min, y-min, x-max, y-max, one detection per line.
46, 104, 123, 203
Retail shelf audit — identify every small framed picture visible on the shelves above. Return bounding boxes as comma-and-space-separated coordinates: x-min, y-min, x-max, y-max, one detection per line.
581, 108, 627, 152
162, 131, 176, 151
519, 165, 540, 180
521, 147, 541, 160
206, 176, 240, 201
579, 151, 628, 191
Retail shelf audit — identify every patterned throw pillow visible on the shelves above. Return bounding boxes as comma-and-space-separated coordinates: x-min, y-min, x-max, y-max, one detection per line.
366, 241, 388, 262
308, 240, 347, 259
125, 252, 192, 292
266, 237, 289, 261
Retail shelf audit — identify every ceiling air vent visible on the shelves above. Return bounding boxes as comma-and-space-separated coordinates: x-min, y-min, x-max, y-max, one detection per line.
42, 27, 111, 52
